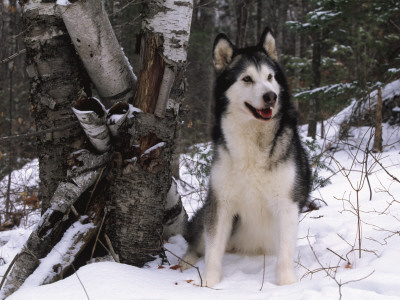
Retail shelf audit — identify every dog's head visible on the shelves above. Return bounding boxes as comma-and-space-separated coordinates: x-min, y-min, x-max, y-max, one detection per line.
213, 28, 289, 123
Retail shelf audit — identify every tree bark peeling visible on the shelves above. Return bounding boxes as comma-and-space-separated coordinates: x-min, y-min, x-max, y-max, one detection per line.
73, 96, 111, 153
134, 33, 166, 114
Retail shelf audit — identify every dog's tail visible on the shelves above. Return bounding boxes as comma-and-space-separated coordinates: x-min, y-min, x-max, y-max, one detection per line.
162, 179, 188, 240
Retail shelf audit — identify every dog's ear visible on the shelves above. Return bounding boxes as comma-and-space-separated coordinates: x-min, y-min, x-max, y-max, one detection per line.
213, 33, 235, 72
259, 27, 278, 61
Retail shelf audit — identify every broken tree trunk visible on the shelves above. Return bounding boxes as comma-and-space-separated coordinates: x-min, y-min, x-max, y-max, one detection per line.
57, 0, 137, 107
105, 0, 192, 266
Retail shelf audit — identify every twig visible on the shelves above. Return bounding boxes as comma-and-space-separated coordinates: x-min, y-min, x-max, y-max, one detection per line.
0, 121, 79, 143
364, 144, 372, 201
0, 49, 26, 64
259, 254, 266, 291
163, 247, 203, 287
345, 248, 378, 262
104, 233, 120, 263
70, 205, 79, 218
307, 235, 375, 300
369, 153, 400, 184
90, 209, 107, 261
327, 248, 347, 262
70, 264, 91, 300
0, 254, 19, 291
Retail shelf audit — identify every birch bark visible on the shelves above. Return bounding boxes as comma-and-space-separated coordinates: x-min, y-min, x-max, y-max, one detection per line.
58, 0, 137, 107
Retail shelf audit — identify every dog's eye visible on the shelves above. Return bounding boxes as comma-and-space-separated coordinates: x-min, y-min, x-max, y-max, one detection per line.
242, 76, 253, 83
268, 74, 273, 81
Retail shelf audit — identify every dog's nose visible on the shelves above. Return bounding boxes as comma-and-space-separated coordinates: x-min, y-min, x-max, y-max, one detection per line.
263, 92, 277, 106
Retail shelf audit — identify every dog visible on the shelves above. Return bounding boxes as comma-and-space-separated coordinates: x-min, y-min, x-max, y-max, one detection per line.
179, 27, 311, 287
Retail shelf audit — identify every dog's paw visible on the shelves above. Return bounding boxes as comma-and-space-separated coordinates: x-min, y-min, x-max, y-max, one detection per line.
179, 252, 199, 271
202, 270, 222, 287
276, 268, 298, 286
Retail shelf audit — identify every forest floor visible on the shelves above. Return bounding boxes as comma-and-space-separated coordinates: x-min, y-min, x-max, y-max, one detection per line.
1, 108, 400, 300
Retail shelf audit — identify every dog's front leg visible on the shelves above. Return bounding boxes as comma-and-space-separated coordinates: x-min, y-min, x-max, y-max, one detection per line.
203, 201, 232, 287
275, 202, 299, 285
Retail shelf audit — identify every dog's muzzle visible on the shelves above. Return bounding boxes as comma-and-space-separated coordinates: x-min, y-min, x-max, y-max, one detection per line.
263, 92, 277, 107
245, 92, 277, 121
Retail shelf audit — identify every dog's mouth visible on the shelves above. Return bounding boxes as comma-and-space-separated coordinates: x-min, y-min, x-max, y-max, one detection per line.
245, 102, 272, 121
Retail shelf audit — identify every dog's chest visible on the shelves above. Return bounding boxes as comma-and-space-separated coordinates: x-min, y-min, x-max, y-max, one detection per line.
211, 142, 295, 212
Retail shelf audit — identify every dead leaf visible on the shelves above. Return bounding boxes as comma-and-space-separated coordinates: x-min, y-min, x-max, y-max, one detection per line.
158, 265, 165, 269
170, 265, 181, 270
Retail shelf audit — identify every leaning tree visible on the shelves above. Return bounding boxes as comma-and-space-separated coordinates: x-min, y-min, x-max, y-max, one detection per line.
0, 0, 192, 298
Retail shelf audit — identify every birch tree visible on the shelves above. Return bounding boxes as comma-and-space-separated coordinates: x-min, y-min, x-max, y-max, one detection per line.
0, 0, 192, 298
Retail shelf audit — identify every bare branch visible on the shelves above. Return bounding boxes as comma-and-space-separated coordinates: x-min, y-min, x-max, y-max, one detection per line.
0, 122, 79, 143
0, 49, 26, 64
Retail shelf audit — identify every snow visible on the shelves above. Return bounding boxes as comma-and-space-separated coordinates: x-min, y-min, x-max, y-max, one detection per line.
56, 0, 71, 6
2, 99, 400, 299
295, 82, 354, 98
388, 68, 400, 74
127, 104, 142, 118
141, 142, 166, 157
0, 159, 40, 228
296, 79, 400, 144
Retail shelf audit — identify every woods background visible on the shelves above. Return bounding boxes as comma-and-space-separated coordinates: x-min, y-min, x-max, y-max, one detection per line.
0, 1, 399, 298
2, 0, 400, 167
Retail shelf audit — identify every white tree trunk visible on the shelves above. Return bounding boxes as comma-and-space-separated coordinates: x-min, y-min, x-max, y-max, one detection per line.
57, 0, 137, 106
144, 0, 192, 64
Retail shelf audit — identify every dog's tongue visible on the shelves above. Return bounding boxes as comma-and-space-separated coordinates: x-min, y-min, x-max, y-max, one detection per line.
257, 108, 272, 119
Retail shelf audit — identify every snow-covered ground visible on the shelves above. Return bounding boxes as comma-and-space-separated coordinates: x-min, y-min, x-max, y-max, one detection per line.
1, 121, 400, 299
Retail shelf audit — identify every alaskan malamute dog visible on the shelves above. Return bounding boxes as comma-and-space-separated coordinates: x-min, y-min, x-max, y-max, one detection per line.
180, 28, 311, 287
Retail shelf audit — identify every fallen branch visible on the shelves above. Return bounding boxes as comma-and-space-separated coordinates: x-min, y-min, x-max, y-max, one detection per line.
21, 217, 97, 286
0, 150, 111, 299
